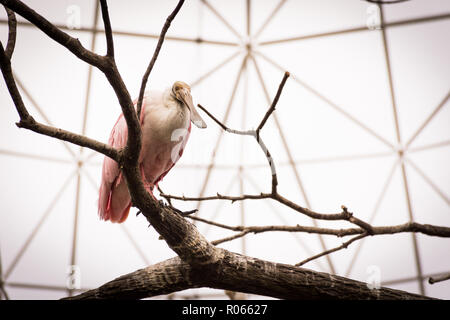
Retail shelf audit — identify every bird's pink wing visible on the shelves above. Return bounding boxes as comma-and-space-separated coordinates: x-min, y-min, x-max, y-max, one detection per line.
98, 113, 129, 221
98, 101, 148, 222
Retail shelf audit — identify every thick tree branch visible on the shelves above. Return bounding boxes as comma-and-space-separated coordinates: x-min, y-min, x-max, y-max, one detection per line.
0, 0, 107, 69
66, 250, 433, 300
64, 257, 197, 299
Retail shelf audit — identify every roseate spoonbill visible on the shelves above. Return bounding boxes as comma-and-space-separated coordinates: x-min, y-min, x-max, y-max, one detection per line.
98, 81, 207, 223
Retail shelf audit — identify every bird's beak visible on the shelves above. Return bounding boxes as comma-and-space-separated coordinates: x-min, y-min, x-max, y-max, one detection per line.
180, 89, 207, 129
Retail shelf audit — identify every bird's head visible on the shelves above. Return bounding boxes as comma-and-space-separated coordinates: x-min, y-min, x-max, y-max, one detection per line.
172, 81, 207, 129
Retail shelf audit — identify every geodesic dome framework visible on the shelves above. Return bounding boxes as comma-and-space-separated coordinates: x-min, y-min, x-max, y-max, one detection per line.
0, 0, 449, 299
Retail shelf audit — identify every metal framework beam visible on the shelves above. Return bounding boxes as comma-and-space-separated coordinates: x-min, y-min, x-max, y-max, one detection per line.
259, 12, 450, 46
0, 20, 239, 47
379, 5, 425, 295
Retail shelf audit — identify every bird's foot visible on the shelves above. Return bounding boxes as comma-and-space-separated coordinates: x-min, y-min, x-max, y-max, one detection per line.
163, 201, 198, 217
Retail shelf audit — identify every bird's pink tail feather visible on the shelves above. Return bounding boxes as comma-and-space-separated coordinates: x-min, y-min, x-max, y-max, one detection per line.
98, 178, 131, 223
98, 181, 110, 221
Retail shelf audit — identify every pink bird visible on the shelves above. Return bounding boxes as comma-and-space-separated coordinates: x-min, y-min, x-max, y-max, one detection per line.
98, 81, 207, 223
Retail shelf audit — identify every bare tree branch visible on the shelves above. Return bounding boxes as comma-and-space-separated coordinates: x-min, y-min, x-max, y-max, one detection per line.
0, 0, 107, 69
296, 233, 369, 267
64, 257, 197, 300
0, 0, 215, 269
196, 104, 253, 135
0, 43, 120, 161
1, 0, 143, 167
136, 0, 185, 118
193, 72, 290, 196
100, 0, 114, 58
429, 273, 450, 285
256, 71, 289, 136
66, 252, 434, 300
212, 231, 251, 245
161, 68, 450, 271
3, 6, 16, 59
190, 214, 450, 246
163, 191, 380, 226
162, 84, 382, 230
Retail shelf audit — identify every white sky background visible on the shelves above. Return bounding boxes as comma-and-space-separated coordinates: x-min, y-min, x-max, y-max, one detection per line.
0, 0, 449, 299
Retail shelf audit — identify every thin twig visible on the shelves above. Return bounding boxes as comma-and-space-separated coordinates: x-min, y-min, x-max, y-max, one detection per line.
161, 191, 272, 203
341, 205, 374, 235
429, 273, 450, 284
188, 215, 450, 239
166, 203, 198, 217
212, 231, 251, 245
194, 72, 290, 195
100, 0, 114, 58
163, 190, 374, 226
189, 216, 244, 232
4, 6, 16, 59
197, 104, 253, 136
296, 233, 369, 267
136, 0, 185, 118
256, 71, 289, 135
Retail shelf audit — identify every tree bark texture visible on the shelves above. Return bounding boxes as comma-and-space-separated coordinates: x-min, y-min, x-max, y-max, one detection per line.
67, 250, 432, 300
